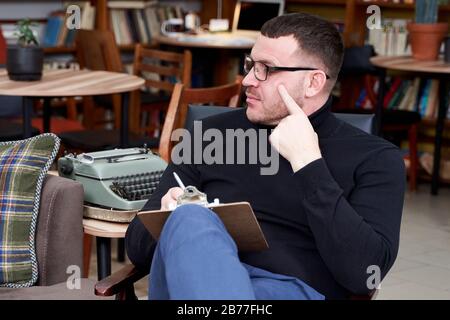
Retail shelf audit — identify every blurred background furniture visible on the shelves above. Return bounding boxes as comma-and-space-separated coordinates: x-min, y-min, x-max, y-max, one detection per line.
130, 44, 192, 139
0, 27, 81, 140
335, 46, 420, 191
370, 55, 450, 195
153, 33, 253, 87
59, 30, 151, 153
0, 69, 144, 151
75, 29, 123, 130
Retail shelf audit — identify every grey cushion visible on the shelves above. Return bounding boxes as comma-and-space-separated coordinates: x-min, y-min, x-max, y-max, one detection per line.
185, 105, 235, 128
333, 113, 374, 134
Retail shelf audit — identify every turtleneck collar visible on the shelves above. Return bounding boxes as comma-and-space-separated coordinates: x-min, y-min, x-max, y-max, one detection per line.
308, 96, 334, 137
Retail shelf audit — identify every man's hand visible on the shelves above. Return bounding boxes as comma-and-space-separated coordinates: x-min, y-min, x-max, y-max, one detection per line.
161, 187, 184, 210
269, 85, 322, 173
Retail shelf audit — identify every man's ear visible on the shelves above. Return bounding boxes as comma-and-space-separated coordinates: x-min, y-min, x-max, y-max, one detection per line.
304, 71, 327, 98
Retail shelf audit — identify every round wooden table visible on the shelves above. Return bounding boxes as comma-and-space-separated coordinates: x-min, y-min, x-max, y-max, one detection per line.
0, 68, 145, 147
370, 56, 450, 195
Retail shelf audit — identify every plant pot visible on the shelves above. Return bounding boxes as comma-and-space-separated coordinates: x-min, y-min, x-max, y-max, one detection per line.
407, 22, 449, 61
6, 46, 44, 81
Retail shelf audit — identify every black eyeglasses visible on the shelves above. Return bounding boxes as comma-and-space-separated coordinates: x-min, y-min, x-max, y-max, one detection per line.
243, 55, 330, 81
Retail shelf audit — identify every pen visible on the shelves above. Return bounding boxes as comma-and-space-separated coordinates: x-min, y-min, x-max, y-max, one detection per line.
173, 172, 186, 190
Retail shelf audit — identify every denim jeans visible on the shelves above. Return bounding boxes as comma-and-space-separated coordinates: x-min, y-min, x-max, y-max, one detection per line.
148, 204, 324, 300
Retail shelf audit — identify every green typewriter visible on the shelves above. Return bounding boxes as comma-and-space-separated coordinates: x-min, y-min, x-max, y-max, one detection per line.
58, 148, 167, 210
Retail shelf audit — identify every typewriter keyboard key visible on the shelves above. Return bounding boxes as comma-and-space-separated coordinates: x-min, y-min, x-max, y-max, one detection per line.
109, 170, 163, 201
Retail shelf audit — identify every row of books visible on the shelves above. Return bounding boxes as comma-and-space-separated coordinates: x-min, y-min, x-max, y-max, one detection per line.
361, 0, 414, 3
356, 77, 449, 120
366, 19, 410, 56
109, 1, 183, 45
42, 1, 96, 47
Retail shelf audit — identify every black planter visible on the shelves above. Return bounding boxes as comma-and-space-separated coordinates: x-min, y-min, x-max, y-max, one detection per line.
6, 46, 44, 81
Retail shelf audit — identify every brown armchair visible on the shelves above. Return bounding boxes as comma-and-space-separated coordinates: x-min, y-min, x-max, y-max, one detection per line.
0, 174, 108, 299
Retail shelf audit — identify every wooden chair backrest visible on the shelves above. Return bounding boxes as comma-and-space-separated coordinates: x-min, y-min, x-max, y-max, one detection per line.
75, 29, 123, 72
132, 44, 192, 92
159, 75, 243, 162
130, 44, 192, 134
75, 29, 123, 129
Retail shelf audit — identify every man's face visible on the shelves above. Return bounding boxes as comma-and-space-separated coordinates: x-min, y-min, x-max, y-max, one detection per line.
243, 35, 310, 125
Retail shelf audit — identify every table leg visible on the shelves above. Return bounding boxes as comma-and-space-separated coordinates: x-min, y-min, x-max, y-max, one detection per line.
96, 237, 111, 280
431, 78, 449, 195
117, 238, 125, 262
120, 92, 130, 148
43, 97, 51, 133
22, 97, 33, 138
374, 68, 386, 136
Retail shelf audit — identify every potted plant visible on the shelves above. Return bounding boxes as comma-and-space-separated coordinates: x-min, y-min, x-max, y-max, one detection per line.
406, 0, 449, 60
6, 18, 44, 81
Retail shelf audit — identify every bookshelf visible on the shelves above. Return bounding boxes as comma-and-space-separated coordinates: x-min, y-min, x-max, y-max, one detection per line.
0, 0, 96, 57
350, 0, 450, 46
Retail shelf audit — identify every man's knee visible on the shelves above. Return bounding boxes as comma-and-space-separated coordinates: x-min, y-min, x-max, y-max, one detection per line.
160, 204, 224, 246
167, 204, 219, 226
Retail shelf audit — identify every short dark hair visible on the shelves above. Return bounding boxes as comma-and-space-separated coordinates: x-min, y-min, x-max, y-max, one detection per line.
261, 13, 344, 80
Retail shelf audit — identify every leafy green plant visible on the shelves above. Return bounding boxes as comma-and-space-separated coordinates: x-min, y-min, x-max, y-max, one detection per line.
14, 18, 39, 46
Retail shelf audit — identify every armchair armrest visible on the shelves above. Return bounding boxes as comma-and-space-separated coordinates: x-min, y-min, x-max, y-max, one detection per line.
94, 264, 148, 300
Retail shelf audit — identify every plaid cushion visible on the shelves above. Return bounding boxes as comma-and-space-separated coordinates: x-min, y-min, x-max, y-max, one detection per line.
0, 133, 60, 287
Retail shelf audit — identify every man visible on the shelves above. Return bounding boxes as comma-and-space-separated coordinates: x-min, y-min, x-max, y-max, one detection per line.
125, 13, 405, 299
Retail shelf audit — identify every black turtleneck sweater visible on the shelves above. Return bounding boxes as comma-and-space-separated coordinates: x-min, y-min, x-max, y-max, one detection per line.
125, 99, 405, 299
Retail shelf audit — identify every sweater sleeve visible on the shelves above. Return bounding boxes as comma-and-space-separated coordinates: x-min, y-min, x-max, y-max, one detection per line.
125, 161, 201, 272
293, 148, 405, 294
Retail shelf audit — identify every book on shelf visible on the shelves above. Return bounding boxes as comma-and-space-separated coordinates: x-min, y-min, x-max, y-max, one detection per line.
384, 77, 440, 119
355, 76, 443, 119
367, 19, 410, 56
108, 1, 158, 9
42, 11, 65, 47
41, 2, 95, 48
361, 0, 415, 3
62, 1, 96, 30
109, 1, 185, 46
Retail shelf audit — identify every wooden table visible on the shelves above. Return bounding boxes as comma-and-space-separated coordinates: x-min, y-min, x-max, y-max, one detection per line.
154, 33, 255, 86
0, 68, 144, 147
370, 56, 450, 195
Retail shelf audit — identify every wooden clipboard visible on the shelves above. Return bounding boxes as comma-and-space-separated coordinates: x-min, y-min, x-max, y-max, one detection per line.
138, 202, 269, 252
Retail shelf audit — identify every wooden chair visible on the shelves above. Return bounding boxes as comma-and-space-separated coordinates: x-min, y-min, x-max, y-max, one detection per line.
158, 76, 243, 162
75, 29, 123, 130
59, 30, 157, 153
130, 44, 192, 138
